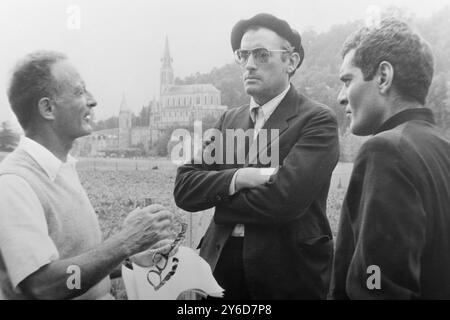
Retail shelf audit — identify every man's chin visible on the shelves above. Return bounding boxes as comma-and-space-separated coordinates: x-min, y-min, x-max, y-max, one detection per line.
78, 125, 93, 137
350, 123, 372, 137
244, 85, 261, 96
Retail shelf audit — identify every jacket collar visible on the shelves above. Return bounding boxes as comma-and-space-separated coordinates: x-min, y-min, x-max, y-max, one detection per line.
249, 84, 291, 123
245, 85, 301, 166
374, 107, 435, 135
261, 84, 301, 135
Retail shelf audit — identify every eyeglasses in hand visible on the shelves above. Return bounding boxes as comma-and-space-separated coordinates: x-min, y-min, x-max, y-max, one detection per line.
146, 223, 187, 290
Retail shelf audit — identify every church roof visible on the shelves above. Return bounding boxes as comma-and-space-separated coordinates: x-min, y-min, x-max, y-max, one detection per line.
164, 84, 220, 95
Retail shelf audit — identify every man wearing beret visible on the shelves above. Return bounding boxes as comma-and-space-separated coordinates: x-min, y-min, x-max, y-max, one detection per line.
174, 13, 339, 299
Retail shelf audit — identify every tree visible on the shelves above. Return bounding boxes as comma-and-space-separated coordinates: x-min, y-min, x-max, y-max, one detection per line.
93, 116, 119, 131
0, 121, 20, 151
428, 73, 450, 131
176, 63, 248, 109
138, 106, 150, 127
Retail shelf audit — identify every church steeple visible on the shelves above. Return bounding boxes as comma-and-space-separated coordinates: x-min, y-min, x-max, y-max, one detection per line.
160, 35, 174, 94
119, 92, 129, 112
118, 92, 132, 149
162, 36, 172, 68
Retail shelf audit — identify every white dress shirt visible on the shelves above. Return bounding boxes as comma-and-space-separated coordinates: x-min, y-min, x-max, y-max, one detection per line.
0, 137, 112, 299
229, 84, 291, 237
0, 137, 77, 290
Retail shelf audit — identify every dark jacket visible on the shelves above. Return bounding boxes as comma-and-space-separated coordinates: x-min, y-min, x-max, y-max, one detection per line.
330, 108, 450, 299
174, 86, 340, 299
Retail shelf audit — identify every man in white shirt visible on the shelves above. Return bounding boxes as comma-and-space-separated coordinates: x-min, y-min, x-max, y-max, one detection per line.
0, 51, 173, 300
174, 13, 340, 299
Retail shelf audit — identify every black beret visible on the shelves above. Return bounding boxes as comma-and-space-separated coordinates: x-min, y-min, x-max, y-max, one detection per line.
231, 13, 304, 68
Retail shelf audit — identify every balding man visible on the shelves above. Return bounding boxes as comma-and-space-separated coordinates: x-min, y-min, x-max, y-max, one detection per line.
0, 51, 173, 300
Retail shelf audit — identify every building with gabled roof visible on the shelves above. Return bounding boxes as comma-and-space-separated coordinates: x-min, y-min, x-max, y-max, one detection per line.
75, 37, 227, 156
148, 37, 227, 143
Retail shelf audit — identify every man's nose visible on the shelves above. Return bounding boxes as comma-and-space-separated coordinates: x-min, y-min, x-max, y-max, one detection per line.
245, 53, 257, 70
337, 87, 348, 107
86, 91, 97, 108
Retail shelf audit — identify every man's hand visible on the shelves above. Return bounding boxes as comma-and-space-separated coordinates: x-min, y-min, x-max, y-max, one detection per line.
17, 204, 173, 300
130, 238, 179, 267
234, 167, 275, 192
120, 204, 173, 256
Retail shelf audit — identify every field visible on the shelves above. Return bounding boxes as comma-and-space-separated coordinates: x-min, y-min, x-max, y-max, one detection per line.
76, 157, 352, 299
76, 157, 352, 239
1, 152, 352, 299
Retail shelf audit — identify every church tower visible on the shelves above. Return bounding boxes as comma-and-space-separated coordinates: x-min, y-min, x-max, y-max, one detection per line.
160, 36, 174, 95
118, 93, 132, 149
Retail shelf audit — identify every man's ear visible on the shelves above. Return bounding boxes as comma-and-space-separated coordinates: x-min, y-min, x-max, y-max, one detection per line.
376, 61, 394, 95
37, 97, 56, 121
287, 52, 301, 74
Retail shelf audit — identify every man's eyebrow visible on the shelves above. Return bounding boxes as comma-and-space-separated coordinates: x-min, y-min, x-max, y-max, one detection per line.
72, 82, 86, 93
339, 73, 352, 81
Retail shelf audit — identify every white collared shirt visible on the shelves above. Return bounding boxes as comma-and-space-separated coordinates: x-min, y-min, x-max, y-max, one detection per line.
17, 136, 78, 181
230, 84, 291, 237
249, 84, 291, 138
0, 137, 81, 296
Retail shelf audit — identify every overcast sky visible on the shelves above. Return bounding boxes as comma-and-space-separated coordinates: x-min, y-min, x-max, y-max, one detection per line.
0, 0, 449, 127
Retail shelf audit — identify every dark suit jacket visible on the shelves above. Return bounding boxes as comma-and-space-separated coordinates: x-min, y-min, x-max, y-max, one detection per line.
174, 86, 340, 299
330, 108, 450, 299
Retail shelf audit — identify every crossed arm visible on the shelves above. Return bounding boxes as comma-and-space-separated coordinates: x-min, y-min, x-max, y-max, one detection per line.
174, 109, 339, 225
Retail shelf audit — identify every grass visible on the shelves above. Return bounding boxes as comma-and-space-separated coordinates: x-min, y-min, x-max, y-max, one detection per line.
1, 152, 352, 299
76, 158, 352, 299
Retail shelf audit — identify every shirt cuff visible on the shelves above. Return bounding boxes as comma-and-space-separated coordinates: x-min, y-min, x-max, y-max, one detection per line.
229, 169, 240, 195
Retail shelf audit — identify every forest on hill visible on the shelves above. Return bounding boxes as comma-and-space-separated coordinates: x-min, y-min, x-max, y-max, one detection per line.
174, 6, 450, 137
91, 7, 450, 159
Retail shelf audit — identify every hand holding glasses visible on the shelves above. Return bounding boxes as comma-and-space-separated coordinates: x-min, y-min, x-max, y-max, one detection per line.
146, 223, 188, 290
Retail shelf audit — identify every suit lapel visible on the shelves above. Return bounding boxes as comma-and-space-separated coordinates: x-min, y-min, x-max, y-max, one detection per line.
262, 85, 300, 135
232, 105, 254, 131
225, 106, 254, 167
246, 85, 301, 165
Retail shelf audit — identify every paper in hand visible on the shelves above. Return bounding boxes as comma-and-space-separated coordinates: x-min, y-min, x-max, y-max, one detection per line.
122, 246, 224, 300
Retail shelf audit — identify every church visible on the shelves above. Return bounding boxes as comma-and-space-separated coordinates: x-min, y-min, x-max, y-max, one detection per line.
75, 37, 227, 157
147, 37, 227, 144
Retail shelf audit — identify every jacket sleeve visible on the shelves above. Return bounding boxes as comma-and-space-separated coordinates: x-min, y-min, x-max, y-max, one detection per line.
214, 108, 339, 225
173, 112, 239, 212
337, 138, 426, 299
